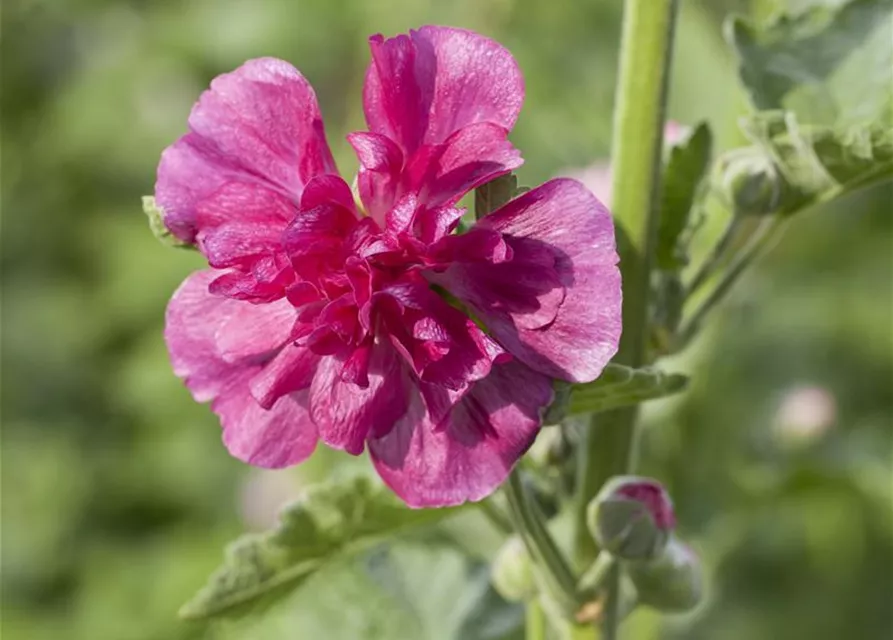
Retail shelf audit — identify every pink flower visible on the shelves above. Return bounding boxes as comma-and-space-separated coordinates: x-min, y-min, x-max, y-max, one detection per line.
156, 26, 622, 507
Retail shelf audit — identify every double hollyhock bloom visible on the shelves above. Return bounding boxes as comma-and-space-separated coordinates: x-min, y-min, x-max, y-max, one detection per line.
155, 26, 622, 507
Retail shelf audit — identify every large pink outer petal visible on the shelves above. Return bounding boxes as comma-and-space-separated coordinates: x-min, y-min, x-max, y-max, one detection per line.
156, 58, 337, 242
368, 360, 553, 507
432, 178, 622, 383
165, 270, 318, 467
363, 26, 524, 154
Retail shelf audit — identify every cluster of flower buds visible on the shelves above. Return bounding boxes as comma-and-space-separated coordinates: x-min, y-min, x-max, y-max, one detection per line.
586, 476, 703, 613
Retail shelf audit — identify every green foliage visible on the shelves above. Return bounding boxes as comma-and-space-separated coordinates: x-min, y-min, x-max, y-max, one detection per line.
211, 544, 523, 640
475, 173, 521, 219
180, 476, 463, 620
727, 0, 893, 126
657, 122, 713, 269
713, 111, 893, 217
568, 364, 688, 415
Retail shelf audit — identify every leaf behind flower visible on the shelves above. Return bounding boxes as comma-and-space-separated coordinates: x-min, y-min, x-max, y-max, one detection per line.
180, 476, 464, 620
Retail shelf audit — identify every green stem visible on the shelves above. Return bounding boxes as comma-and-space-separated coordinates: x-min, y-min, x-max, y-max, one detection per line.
601, 565, 622, 640
505, 470, 580, 617
577, 551, 616, 596
525, 599, 547, 640
574, 2, 680, 638
575, 0, 680, 561
686, 215, 749, 298
675, 215, 789, 350
478, 497, 514, 535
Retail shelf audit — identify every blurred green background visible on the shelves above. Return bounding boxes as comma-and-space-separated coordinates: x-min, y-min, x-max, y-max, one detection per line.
2, 0, 891, 638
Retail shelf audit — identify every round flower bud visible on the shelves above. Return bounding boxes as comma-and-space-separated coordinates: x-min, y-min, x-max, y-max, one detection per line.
716, 148, 783, 216
490, 535, 537, 602
627, 537, 703, 612
586, 476, 675, 561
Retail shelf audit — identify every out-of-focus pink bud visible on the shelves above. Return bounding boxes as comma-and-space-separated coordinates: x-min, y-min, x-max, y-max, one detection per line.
773, 384, 837, 448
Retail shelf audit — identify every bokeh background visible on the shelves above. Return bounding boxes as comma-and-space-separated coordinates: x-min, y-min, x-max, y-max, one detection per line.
2, 0, 891, 638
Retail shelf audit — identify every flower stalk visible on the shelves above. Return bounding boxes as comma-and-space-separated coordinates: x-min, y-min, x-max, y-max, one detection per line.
574, 0, 680, 636
676, 215, 790, 350
505, 470, 580, 618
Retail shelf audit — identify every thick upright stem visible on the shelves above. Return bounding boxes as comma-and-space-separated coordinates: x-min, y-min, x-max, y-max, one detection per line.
609, 0, 679, 365
573, 0, 680, 635
576, 0, 680, 561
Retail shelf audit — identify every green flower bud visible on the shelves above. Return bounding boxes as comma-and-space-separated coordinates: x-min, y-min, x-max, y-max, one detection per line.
490, 535, 537, 602
627, 536, 703, 612
716, 148, 783, 216
586, 476, 675, 561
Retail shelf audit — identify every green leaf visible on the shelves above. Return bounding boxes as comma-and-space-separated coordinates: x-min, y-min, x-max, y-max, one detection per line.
568, 364, 688, 415
657, 122, 713, 270
141, 196, 194, 250
210, 544, 523, 640
475, 173, 519, 219
179, 476, 462, 620
727, 0, 893, 127
735, 110, 893, 215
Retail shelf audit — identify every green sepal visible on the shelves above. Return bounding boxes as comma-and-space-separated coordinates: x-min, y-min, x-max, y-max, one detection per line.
568, 364, 688, 416
475, 173, 521, 219
142, 196, 195, 250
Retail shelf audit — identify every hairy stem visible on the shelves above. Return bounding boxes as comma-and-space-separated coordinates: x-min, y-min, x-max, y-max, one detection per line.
686, 215, 748, 298
505, 470, 580, 618
574, 0, 680, 636
676, 215, 790, 349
